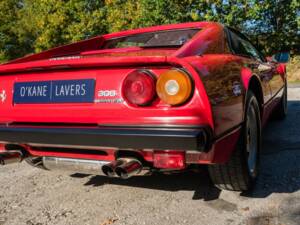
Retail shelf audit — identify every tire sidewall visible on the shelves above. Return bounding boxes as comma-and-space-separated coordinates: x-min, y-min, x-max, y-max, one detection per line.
241, 91, 261, 186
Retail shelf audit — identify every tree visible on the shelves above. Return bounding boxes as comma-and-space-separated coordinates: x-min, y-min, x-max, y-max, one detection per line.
245, 0, 300, 54
104, 0, 300, 54
0, 0, 298, 61
18, 0, 107, 53
0, 0, 26, 62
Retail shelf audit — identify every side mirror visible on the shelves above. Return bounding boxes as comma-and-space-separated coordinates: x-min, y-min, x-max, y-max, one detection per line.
272, 52, 290, 63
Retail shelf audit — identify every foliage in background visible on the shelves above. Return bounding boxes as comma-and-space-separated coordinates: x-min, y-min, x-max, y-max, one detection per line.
0, 0, 107, 61
18, 0, 107, 53
245, 0, 299, 54
0, 0, 299, 62
287, 55, 300, 82
0, 0, 25, 62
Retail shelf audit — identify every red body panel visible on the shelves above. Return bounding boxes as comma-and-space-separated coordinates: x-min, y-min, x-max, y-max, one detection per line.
0, 65, 212, 127
0, 22, 285, 166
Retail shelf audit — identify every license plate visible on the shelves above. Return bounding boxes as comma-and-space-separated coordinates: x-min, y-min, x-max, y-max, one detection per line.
13, 79, 95, 104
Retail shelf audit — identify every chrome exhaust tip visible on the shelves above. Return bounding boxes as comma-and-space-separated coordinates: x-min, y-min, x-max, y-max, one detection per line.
115, 158, 143, 179
101, 159, 124, 177
0, 150, 23, 165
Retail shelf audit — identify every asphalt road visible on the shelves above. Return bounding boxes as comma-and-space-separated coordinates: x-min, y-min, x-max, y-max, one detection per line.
0, 86, 300, 225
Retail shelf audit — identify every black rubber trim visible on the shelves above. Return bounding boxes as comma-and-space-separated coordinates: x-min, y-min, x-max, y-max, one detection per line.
0, 125, 209, 151
10, 122, 205, 129
213, 123, 243, 141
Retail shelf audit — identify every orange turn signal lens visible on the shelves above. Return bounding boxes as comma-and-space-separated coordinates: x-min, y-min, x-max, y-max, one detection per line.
156, 69, 192, 105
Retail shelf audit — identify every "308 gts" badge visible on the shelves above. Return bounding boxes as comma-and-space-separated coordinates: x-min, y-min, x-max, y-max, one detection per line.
98, 90, 117, 97
95, 89, 123, 104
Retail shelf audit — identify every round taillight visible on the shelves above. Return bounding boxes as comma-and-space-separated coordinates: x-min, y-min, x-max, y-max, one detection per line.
156, 69, 192, 105
122, 70, 156, 106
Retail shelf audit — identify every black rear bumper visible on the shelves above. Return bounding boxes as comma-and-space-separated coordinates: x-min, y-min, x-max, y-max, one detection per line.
0, 125, 209, 151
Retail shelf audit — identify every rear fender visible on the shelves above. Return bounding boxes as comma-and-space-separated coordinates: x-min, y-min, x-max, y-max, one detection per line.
167, 57, 214, 131
241, 67, 264, 118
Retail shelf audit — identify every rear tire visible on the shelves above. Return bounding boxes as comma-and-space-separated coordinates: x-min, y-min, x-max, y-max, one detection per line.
208, 91, 261, 191
273, 81, 287, 120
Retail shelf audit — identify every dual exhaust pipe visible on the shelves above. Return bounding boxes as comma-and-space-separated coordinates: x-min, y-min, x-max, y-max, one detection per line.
42, 156, 145, 179
102, 158, 143, 179
1, 149, 145, 179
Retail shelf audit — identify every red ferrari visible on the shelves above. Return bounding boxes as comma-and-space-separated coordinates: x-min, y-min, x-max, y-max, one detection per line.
0, 22, 289, 191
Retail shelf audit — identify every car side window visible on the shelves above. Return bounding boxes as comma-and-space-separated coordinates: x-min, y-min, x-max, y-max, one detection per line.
240, 38, 264, 62
227, 29, 265, 62
228, 31, 249, 57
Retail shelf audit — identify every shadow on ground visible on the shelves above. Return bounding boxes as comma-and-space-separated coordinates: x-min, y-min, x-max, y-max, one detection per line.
72, 169, 222, 201
71, 101, 300, 200
244, 100, 300, 198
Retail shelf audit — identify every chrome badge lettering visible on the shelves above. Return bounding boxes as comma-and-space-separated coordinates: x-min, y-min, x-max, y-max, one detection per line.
0, 90, 6, 103
98, 90, 117, 97
232, 82, 242, 96
96, 89, 123, 103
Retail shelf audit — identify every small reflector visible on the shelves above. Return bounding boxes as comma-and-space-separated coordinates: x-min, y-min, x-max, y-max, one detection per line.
153, 151, 185, 169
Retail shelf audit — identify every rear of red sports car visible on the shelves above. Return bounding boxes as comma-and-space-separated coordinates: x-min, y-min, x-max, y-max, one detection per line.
0, 22, 286, 191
